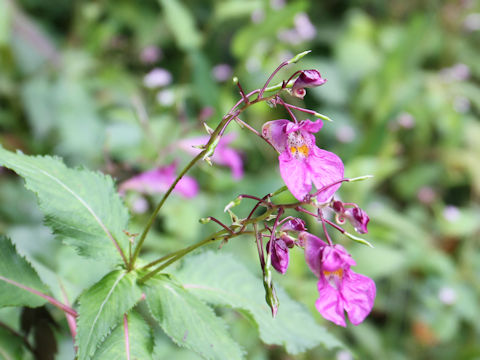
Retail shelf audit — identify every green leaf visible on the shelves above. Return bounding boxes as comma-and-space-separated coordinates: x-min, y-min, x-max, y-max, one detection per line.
92, 311, 153, 360
76, 270, 142, 360
0, 326, 25, 360
177, 252, 343, 354
143, 274, 244, 360
159, 0, 201, 50
0, 236, 50, 308
0, 146, 129, 264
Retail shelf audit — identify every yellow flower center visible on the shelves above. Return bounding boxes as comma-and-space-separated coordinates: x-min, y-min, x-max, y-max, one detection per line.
290, 144, 309, 157
323, 268, 343, 278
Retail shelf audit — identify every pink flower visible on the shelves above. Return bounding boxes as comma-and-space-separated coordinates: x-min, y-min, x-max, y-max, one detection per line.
119, 163, 198, 198
262, 119, 344, 203
332, 201, 370, 234
291, 70, 326, 99
178, 134, 244, 180
267, 217, 306, 274
301, 232, 376, 327
267, 238, 290, 274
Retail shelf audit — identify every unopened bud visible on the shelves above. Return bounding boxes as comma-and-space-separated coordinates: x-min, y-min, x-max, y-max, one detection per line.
267, 239, 290, 274
291, 69, 327, 99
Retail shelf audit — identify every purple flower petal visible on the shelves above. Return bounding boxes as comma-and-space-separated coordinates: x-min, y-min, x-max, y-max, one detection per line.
268, 239, 290, 274
304, 237, 376, 326
119, 163, 198, 198
279, 151, 312, 201
316, 278, 347, 327
280, 218, 306, 232
302, 232, 327, 277
308, 147, 344, 203
341, 270, 376, 325
292, 70, 327, 98
262, 119, 290, 153
344, 207, 370, 234
321, 244, 356, 272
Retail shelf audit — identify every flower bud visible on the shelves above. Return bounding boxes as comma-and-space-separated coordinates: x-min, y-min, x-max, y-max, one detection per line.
344, 207, 370, 234
291, 70, 326, 99
267, 239, 289, 274
280, 218, 306, 232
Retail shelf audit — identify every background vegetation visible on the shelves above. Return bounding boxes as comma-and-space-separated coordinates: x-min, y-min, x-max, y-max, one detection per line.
1, 0, 479, 359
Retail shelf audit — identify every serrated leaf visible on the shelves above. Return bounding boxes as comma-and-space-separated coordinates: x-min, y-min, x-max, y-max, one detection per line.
76, 270, 142, 360
92, 311, 153, 360
143, 274, 244, 360
0, 236, 50, 308
177, 252, 343, 354
0, 146, 129, 264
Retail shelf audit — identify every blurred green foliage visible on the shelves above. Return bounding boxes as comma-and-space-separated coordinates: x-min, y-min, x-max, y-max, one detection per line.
1, 0, 480, 359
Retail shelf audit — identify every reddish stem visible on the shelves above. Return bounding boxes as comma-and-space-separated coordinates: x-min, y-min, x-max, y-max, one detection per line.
318, 210, 333, 246
0, 275, 77, 317
258, 61, 289, 99
207, 217, 234, 234
124, 314, 131, 360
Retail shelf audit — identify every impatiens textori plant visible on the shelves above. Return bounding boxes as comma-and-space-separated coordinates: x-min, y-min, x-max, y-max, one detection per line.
0, 51, 377, 359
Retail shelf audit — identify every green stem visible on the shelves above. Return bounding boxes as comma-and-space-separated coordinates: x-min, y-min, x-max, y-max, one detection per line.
130, 92, 279, 269
138, 231, 230, 283
129, 151, 205, 269
140, 230, 227, 270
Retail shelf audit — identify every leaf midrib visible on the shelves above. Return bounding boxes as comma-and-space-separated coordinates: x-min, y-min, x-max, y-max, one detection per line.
84, 271, 126, 358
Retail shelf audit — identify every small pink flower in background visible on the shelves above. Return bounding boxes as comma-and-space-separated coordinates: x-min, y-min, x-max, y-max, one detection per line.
212, 64, 233, 82
301, 231, 376, 327
140, 45, 162, 64
178, 134, 244, 180
291, 70, 327, 99
119, 162, 198, 198
294, 12, 316, 41
262, 119, 344, 202
143, 68, 172, 88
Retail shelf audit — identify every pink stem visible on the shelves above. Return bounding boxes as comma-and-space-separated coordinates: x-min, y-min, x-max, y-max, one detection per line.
318, 210, 333, 246
0, 275, 77, 317
59, 282, 77, 339
258, 61, 289, 99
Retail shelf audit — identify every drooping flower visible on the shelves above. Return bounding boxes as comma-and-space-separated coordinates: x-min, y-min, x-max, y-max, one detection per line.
291, 70, 326, 98
266, 217, 307, 274
178, 134, 244, 180
119, 162, 198, 198
332, 201, 370, 234
262, 119, 344, 203
301, 231, 376, 327
267, 238, 290, 274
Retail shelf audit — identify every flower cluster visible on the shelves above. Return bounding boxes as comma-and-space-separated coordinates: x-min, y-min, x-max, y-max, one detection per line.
124, 58, 376, 328
250, 68, 376, 326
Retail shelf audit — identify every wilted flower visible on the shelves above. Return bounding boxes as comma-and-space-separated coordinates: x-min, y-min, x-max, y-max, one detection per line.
178, 134, 244, 180
291, 70, 326, 98
262, 119, 344, 202
302, 231, 376, 327
119, 162, 198, 198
